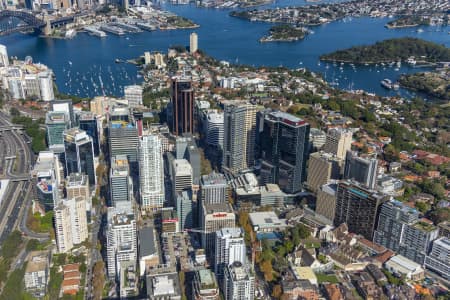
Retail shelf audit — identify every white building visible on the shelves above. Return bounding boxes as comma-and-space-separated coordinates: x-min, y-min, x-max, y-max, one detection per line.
0, 44, 9, 67
172, 159, 193, 200
107, 209, 137, 279
54, 196, 88, 253
38, 71, 54, 101
224, 261, 255, 300
124, 85, 143, 108
385, 255, 425, 280
205, 110, 224, 148
323, 128, 353, 160
201, 203, 235, 256
190, 32, 198, 53
425, 237, 450, 280
215, 227, 246, 278
140, 135, 165, 212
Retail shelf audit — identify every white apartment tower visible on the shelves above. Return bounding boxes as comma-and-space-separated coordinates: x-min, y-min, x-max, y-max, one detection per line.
0, 44, 9, 67
124, 85, 143, 108
323, 128, 353, 160
224, 261, 255, 300
139, 135, 165, 211
38, 71, 54, 101
215, 227, 246, 278
190, 32, 198, 53
106, 210, 137, 279
54, 197, 88, 253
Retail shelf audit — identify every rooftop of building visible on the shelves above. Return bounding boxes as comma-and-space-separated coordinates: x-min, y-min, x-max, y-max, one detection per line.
112, 213, 135, 226
161, 208, 178, 222
282, 279, 316, 292
206, 111, 224, 122
111, 155, 130, 175
228, 261, 252, 281
386, 255, 423, 273
433, 237, 450, 249
77, 111, 96, 120
173, 159, 193, 176
292, 266, 317, 282
339, 180, 386, 200
249, 211, 287, 228
139, 226, 157, 258
147, 272, 180, 297
321, 182, 338, 195
310, 128, 326, 136
197, 269, 218, 290
266, 110, 308, 127
25, 251, 49, 273
203, 202, 233, 215
310, 151, 342, 162
66, 173, 88, 186
413, 220, 436, 232
45, 111, 68, 124
383, 199, 419, 216
201, 172, 227, 186
216, 227, 244, 238
63, 128, 90, 143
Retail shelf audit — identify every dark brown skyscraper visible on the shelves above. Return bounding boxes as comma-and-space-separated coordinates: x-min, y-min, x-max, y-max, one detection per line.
171, 77, 194, 136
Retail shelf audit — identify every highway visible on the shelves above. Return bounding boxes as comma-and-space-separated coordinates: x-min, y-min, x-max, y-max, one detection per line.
0, 111, 43, 244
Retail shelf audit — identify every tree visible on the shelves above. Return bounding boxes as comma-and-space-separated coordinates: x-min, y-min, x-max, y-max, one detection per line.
271, 284, 282, 299
9, 107, 20, 117
260, 259, 274, 282
430, 208, 450, 224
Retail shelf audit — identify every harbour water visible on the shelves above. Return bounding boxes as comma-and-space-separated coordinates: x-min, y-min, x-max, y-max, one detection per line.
1, 0, 449, 98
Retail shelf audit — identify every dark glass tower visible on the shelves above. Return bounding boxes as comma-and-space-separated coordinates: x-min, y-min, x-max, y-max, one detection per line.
64, 128, 96, 186
170, 77, 194, 136
260, 111, 310, 194
78, 112, 100, 156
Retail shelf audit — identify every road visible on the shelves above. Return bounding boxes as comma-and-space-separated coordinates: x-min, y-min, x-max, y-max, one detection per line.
85, 214, 102, 300
0, 111, 46, 244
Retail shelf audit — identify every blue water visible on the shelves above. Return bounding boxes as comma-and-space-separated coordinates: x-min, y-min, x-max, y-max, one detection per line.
1, 0, 449, 98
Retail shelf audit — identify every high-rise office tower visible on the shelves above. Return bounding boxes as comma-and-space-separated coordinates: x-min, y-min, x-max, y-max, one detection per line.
109, 121, 139, 165
260, 111, 310, 194
64, 128, 96, 185
315, 182, 338, 222
425, 238, 450, 280
124, 85, 143, 108
222, 101, 257, 176
66, 172, 91, 213
190, 32, 198, 53
50, 99, 74, 127
177, 189, 193, 231
0, 44, 9, 67
78, 111, 100, 156
38, 71, 54, 101
334, 180, 387, 240
224, 261, 255, 300
54, 197, 88, 253
200, 172, 228, 205
170, 77, 194, 136
175, 135, 200, 182
215, 228, 246, 278
374, 200, 439, 265
110, 155, 132, 208
46, 111, 70, 147
172, 159, 193, 201
205, 110, 224, 148
323, 128, 352, 160
201, 203, 235, 257
140, 135, 165, 212
106, 210, 137, 279
344, 151, 378, 189
306, 152, 342, 193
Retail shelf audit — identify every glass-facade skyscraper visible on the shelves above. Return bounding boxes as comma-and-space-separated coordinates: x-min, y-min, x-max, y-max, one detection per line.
64, 128, 96, 186
260, 110, 310, 194
78, 111, 100, 156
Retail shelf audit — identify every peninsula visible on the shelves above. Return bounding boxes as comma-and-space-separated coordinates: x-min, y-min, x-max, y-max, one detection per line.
319, 38, 450, 64
399, 71, 450, 101
259, 24, 308, 43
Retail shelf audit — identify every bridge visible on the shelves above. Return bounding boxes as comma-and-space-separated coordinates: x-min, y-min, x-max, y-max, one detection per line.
0, 10, 79, 36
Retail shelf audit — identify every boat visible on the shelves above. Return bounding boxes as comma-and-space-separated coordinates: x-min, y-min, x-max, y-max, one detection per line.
392, 82, 400, 90
380, 78, 393, 89
407, 57, 416, 65
417, 28, 424, 33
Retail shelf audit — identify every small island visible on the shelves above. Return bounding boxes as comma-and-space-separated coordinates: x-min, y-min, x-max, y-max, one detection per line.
161, 16, 200, 30
319, 38, 450, 64
259, 24, 308, 43
399, 71, 450, 101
